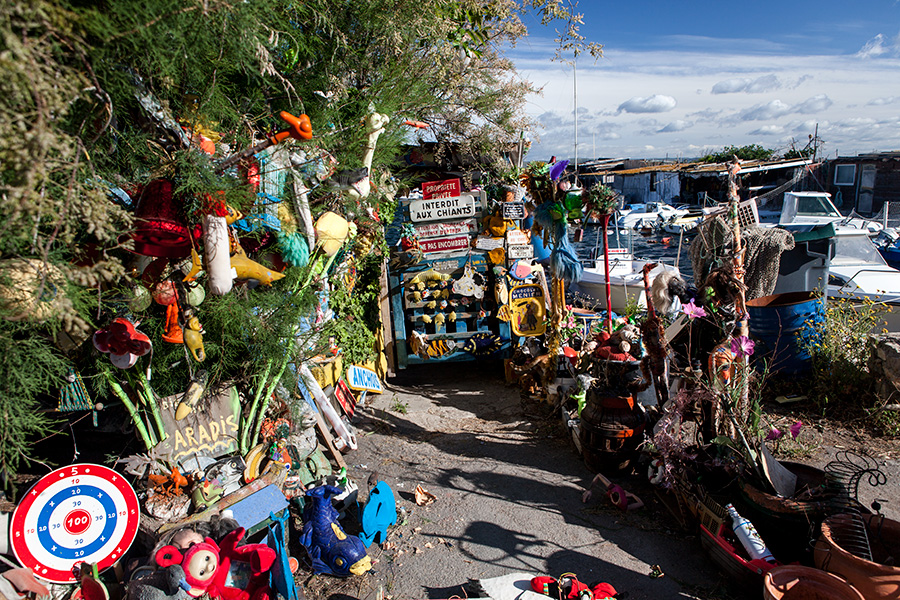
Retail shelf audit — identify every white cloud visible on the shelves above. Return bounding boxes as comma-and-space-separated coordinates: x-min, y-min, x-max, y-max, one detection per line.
794, 94, 833, 113
659, 120, 693, 133
515, 38, 900, 159
712, 74, 781, 94
617, 95, 677, 114
736, 100, 793, 121
712, 78, 752, 94
857, 34, 890, 59
748, 125, 785, 135
868, 96, 900, 106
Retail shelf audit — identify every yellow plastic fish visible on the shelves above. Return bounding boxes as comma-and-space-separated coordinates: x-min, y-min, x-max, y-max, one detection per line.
231, 246, 285, 285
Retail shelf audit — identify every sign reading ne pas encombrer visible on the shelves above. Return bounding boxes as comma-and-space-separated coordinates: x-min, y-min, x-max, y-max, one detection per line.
419, 235, 471, 253
409, 195, 476, 222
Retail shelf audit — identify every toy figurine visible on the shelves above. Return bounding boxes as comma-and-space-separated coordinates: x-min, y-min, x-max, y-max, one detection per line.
299, 485, 371, 576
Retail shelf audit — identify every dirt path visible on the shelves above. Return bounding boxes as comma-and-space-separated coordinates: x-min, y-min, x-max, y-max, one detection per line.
304, 362, 730, 600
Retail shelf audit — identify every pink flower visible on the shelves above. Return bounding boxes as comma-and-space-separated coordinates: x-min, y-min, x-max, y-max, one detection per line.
730, 335, 755, 358
790, 421, 803, 439
682, 300, 707, 319
765, 428, 784, 441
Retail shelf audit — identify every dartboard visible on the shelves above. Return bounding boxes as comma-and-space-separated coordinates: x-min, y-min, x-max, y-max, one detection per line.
11, 464, 140, 583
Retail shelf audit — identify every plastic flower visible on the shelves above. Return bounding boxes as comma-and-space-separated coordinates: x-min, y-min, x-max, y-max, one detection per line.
790, 421, 803, 439
730, 335, 755, 358
682, 300, 707, 319
765, 427, 784, 441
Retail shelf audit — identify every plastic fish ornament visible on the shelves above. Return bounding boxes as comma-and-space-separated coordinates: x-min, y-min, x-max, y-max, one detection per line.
299, 485, 371, 576
462, 333, 503, 356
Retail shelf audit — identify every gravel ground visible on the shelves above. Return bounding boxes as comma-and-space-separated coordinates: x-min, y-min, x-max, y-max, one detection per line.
303, 362, 731, 600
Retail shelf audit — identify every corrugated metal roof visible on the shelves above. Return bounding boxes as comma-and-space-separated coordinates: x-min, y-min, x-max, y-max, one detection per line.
581, 157, 814, 177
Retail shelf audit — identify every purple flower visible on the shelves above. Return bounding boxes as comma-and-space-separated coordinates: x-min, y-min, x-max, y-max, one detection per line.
682, 300, 707, 319
765, 428, 784, 441
790, 421, 803, 439
549, 160, 569, 181
730, 335, 755, 358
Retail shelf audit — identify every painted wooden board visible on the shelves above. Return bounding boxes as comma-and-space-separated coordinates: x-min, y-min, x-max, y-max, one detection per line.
409, 195, 476, 222
333, 379, 357, 417
502, 201, 525, 220
474, 236, 504, 251
508, 244, 534, 259
347, 365, 383, 394
419, 235, 471, 254
413, 219, 477, 239
506, 229, 529, 245
156, 387, 241, 467
422, 178, 461, 200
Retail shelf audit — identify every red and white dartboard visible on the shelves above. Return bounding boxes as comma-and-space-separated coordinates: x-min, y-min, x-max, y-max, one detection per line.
11, 464, 140, 583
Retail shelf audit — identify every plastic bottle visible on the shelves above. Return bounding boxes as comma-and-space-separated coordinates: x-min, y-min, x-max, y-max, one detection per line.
725, 503, 775, 562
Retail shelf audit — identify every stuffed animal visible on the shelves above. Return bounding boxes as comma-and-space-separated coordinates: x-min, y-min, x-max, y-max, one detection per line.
154, 528, 275, 600
127, 565, 191, 600
155, 538, 221, 598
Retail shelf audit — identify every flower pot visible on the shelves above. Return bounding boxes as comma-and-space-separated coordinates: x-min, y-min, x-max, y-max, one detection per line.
814, 513, 900, 600
763, 565, 864, 600
738, 462, 841, 564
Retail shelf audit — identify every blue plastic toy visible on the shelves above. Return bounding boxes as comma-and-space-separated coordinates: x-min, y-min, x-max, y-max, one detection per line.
359, 480, 397, 547
298, 485, 371, 577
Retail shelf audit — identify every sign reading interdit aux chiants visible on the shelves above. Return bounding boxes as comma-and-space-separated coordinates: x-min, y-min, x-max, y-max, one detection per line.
409, 194, 476, 222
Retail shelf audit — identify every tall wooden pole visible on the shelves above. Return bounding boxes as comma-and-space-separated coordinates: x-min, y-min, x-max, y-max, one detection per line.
727, 158, 750, 425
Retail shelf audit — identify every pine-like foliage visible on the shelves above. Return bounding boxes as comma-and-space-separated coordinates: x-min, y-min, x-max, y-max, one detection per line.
0, 0, 600, 479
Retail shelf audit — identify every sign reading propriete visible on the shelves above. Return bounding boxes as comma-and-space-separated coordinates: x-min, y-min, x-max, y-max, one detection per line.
422, 178, 461, 200
502, 201, 526, 220
419, 235, 471, 254
409, 195, 477, 222
413, 219, 478, 239
508, 244, 534, 259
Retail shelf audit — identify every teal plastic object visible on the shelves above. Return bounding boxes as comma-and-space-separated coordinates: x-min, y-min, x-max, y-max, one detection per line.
359, 480, 397, 547
267, 511, 298, 600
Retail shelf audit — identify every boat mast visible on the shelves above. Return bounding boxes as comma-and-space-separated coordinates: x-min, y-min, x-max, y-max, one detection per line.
573, 60, 578, 186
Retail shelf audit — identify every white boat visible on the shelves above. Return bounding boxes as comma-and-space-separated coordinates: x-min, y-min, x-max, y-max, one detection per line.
569, 248, 682, 314
661, 213, 703, 235
826, 228, 900, 330
766, 191, 883, 234
616, 202, 688, 230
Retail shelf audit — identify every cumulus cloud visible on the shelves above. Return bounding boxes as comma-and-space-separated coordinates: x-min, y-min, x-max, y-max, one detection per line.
748, 125, 785, 135
794, 94, 833, 113
736, 100, 793, 121
712, 74, 782, 94
686, 108, 723, 122
868, 96, 900, 106
617, 95, 677, 114
712, 78, 752, 94
659, 120, 693, 133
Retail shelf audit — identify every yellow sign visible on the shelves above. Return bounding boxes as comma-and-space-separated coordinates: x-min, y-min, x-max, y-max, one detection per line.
510, 284, 546, 337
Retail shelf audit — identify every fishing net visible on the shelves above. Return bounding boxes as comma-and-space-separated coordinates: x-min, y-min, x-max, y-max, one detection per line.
690, 217, 795, 299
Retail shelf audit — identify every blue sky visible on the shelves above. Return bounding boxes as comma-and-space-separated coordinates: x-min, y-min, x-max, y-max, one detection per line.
512, 1, 900, 160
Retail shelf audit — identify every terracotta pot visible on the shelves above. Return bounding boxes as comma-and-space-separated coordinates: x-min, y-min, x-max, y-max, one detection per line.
814, 513, 900, 600
763, 565, 864, 600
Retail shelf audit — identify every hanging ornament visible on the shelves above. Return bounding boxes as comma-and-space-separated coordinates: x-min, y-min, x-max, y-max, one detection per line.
93, 318, 152, 369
